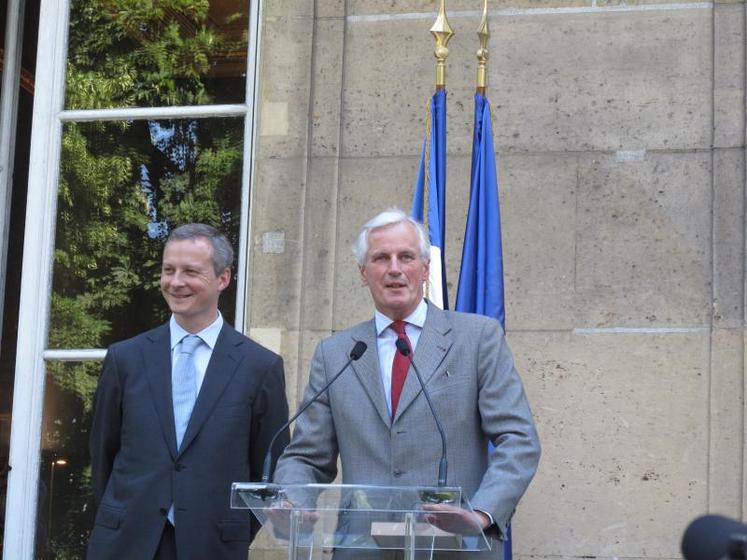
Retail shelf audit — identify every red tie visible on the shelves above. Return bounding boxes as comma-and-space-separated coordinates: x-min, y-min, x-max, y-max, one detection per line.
390, 321, 411, 417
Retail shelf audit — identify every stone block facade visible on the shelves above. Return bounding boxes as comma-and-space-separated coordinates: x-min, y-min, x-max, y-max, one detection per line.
247, 0, 746, 558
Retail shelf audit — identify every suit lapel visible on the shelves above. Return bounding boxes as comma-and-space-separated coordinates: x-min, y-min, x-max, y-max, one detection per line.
177, 324, 242, 457
143, 324, 178, 460
393, 303, 453, 423
349, 320, 392, 428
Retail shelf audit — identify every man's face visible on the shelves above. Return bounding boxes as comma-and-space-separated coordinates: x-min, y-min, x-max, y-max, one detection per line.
160, 237, 230, 332
359, 221, 429, 321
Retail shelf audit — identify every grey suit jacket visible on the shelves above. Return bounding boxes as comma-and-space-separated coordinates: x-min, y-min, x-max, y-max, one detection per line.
88, 321, 289, 560
275, 302, 540, 542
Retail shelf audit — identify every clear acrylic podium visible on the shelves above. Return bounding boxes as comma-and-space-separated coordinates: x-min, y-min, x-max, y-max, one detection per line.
231, 482, 492, 559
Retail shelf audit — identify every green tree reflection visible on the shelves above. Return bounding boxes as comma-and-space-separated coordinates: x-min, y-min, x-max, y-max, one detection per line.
43, 1, 247, 557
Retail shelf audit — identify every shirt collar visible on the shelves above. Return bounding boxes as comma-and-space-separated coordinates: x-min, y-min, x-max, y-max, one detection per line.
374, 299, 428, 336
169, 311, 224, 351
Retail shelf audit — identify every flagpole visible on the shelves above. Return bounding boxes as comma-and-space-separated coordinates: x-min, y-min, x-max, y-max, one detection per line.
472, 4, 515, 558
413, 1, 452, 308
430, 0, 454, 91
476, 0, 489, 95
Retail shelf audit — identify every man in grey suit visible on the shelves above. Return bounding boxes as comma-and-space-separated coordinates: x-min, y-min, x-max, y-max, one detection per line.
88, 224, 289, 560
274, 208, 540, 558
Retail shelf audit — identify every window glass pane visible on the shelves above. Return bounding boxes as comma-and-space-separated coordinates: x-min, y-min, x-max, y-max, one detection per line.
65, 0, 249, 109
37, 361, 99, 559
49, 117, 243, 349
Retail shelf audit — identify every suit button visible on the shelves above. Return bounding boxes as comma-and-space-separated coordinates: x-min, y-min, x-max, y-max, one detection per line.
393, 469, 403, 477
175, 464, 184, 471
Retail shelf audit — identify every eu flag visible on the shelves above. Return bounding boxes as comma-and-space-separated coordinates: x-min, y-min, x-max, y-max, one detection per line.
456, 92, 504, 327
455, 92, 511, 559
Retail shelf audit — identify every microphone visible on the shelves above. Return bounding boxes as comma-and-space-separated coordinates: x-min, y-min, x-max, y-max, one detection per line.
682, 515, 747, 560
259, 340, 368, 487
395, 338, 448, 487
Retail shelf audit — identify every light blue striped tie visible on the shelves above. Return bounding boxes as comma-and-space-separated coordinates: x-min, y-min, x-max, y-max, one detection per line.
173, 334, 201, 450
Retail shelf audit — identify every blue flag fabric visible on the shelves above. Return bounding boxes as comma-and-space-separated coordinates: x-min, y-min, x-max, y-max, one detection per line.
412, 89, 449, 309
456, 93, 504, 327
455, 93, 511, 559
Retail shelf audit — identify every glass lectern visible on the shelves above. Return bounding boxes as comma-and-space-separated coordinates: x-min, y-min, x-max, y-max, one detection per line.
231, 482, 492, 559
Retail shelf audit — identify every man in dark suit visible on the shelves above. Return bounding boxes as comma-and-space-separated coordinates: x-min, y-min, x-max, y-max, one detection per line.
275, 209, 540, 558
88, 223, 289, 560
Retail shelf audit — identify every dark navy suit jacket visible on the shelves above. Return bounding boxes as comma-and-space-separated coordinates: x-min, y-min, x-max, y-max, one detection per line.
87, 321, 289, 560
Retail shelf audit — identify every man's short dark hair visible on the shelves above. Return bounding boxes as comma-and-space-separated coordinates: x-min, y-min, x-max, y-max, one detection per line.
166, 223, 234, 275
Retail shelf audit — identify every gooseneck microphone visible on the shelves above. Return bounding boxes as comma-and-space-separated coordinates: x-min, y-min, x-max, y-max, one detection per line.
682, 515, 747, 560
395, 338, 448, 487
260, 340, 368, 484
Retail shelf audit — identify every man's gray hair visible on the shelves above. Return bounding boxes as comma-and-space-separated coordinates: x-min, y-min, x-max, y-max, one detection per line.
353, 208, 430, 266
166, 223, 234, 275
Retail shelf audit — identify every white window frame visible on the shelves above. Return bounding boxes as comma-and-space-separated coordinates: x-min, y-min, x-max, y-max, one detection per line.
1, 0, 264, 556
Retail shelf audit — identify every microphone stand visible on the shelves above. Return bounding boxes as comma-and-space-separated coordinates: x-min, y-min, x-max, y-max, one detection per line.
395, 338, 448, 488
258, 341, 368, 492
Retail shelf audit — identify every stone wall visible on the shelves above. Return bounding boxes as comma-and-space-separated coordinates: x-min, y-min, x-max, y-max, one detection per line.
247, 0, 746, 558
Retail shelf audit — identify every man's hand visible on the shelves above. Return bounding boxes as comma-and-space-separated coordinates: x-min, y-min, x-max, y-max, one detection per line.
265, 500, 320, 539
421, 503, 490, 535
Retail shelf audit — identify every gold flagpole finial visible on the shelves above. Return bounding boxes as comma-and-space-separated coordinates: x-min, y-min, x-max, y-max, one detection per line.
476, 0, 489, 94
431, 0, 454, 90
